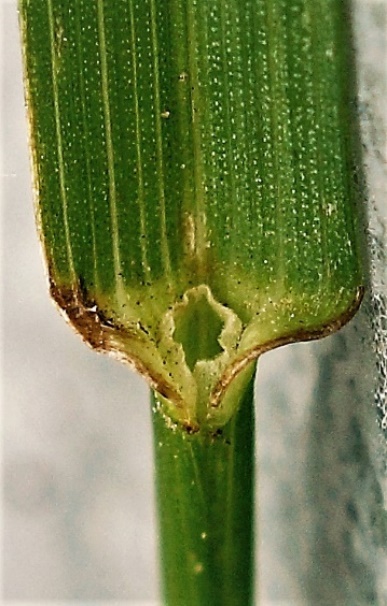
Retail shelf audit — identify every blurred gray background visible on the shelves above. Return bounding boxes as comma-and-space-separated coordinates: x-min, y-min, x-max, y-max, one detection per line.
2, 0, 387, 604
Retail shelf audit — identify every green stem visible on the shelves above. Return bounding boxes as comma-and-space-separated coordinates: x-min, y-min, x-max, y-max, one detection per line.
152, 367, 256, 606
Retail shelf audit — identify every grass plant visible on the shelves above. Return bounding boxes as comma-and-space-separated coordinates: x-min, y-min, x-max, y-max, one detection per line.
19, 1, 365, 603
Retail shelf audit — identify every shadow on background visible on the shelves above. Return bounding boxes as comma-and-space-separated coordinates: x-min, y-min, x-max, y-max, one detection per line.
305, 299, 387, 605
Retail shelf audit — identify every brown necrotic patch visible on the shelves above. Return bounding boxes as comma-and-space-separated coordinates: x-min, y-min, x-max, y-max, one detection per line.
50, 277, 112, 349
48, 278, 181, 406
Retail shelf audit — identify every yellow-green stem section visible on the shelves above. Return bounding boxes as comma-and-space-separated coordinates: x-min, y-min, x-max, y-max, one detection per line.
152, 368, 256, 606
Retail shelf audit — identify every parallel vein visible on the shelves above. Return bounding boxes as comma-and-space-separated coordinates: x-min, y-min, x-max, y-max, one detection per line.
96, 0, 123, 290
128, 0, 150, 283
149, 0, 173, 287
46, 0, 76, 282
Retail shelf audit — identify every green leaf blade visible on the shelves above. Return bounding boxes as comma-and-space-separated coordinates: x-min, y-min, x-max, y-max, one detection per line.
20, 0, 364, 428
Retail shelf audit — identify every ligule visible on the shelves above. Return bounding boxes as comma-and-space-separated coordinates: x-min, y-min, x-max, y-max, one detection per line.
20, 0, 364, 429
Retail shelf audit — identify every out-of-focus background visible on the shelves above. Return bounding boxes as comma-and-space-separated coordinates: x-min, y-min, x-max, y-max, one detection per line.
1, 0, 387, 605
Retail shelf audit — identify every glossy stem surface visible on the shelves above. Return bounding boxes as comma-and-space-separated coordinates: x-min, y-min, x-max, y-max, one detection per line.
152, 370, 256, 606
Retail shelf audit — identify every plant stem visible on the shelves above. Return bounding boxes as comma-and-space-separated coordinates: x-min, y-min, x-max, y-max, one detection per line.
151, 368, 256, 606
